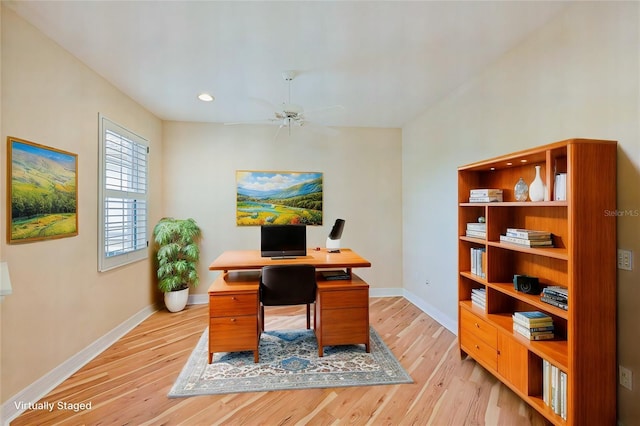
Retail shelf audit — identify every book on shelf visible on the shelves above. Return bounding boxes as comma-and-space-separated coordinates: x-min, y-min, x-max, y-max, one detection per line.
500, 235, 553, 247
516, 331, 554, 341
469, 188, 503, 202
511, 320, 554, 333
543, 360, 551, 405
513, 311, 553, 325
466, 222, 487, 231
470, 188, 503, 197
543, 285, 568, 298
543, 360, 567, 420
471, 288, 486, 309
465, 230, 487, 239
470, 247, 486, 278
505, 228, 552, 239
541, 286, 568, 310
469, 195, 503, 203
541, 296, 568, 310
513, 322, 554, 340
554, 173, 567, 201
466, 223, 487, 238
512, 317, 553, 331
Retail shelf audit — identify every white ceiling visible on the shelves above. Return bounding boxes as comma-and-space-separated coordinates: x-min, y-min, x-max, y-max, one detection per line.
5, 1, 571, 128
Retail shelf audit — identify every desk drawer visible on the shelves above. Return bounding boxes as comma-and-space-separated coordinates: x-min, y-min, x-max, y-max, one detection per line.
460, 308, 497, 348
209, 317, 258, 349
321, 307, 369, 343
319, 288, 368, 309
210, 293, 258, 317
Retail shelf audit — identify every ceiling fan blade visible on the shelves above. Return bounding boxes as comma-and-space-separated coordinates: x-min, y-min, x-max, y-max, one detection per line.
224, 118, 278, 126
248, 97, 279, 112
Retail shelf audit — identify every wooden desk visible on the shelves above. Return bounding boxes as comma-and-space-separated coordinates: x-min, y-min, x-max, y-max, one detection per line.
208, 248, 371, 274
207, 249, 371, 363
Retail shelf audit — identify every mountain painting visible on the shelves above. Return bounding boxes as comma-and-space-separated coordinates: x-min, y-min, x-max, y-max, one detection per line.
8, 138, 78, 243
236, 171, 323, 226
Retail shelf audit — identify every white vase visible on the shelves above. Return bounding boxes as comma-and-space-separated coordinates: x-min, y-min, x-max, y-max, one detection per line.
164, 287, 189, 312
529, 165, 545, 202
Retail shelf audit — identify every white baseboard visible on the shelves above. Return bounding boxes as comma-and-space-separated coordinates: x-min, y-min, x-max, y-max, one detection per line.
188, 293, 208, 305
369, 287, 404, 297
1, 305, 157, 426
402, 288, 457, 334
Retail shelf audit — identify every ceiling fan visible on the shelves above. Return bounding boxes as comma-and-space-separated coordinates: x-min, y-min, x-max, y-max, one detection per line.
225, 71, 343, 137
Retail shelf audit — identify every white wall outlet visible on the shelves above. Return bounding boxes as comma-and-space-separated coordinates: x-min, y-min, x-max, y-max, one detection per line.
619, 365, 633, 390
617, 249, 633, 271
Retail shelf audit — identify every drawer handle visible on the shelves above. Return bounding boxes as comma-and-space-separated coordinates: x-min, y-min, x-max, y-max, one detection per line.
231, 296, 237, 301
475, 344, 480, 349
230, 318, 236, 322
474, 322, 480, 328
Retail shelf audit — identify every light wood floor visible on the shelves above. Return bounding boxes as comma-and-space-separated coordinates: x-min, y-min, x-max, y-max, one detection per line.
12, 297, 550, 425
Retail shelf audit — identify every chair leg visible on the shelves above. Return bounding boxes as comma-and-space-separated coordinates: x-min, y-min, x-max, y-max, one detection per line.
260, 304, 265, 331
306, 304, 311, 329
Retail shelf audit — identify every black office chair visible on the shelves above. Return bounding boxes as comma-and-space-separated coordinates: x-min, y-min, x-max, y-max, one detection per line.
260, 264, 317, 331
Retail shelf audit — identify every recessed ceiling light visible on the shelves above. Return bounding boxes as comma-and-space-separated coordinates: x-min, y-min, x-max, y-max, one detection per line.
198, 93, 214, 102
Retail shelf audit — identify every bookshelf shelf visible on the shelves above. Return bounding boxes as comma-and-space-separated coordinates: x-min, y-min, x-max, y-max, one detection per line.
488, 241, 569, 260
457, 139, 617, 425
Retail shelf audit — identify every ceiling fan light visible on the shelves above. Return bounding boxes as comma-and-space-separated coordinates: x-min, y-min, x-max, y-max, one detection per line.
198, 93, 215, 102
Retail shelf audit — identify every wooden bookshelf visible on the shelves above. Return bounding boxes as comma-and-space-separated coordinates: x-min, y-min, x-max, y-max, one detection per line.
457, 139, 617, 425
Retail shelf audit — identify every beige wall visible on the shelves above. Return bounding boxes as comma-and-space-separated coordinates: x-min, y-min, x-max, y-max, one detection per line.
402, 2, 639, 423
0, 7, 163, 402
161, 121, 403, 296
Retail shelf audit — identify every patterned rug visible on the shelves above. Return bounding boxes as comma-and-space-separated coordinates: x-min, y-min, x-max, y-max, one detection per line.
168, 327, 413, 397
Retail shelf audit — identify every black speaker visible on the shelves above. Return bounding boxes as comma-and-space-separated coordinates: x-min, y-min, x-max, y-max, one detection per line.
513, 275, 541, 295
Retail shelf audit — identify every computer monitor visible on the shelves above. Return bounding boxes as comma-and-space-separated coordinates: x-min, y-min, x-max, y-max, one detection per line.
260, 225, 307, 258
326, 219, 345, 253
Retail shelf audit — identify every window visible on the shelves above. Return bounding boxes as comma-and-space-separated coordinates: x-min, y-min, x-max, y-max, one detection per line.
98, 114, 149, 271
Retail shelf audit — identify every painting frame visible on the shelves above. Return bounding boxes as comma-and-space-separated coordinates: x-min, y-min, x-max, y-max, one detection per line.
7, 137, 78, 243
236, 170, 323, 226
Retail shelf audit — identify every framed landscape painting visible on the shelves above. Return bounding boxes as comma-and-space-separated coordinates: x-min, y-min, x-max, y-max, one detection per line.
7, 137, 78, 243
236, 170, 323, 226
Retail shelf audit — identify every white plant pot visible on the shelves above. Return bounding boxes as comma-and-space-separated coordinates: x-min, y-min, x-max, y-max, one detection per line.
164, 287, 189, 312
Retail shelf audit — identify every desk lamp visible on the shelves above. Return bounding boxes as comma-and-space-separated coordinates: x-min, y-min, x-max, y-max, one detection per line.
326, 219, 345, 253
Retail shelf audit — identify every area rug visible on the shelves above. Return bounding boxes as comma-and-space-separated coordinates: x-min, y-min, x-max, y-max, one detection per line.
168, 327, 413, 397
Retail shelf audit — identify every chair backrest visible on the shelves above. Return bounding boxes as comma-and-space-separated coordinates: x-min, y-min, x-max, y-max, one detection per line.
260, 264, 316, 306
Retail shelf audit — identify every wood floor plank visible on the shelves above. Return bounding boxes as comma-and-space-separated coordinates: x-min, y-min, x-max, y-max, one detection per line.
10, 298, 550, 425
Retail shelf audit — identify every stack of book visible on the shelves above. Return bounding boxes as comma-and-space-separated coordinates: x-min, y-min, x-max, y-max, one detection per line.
469, 188, 503, 203
470, 247, 486, 278
500, 228, 553, 247
543, 359, 567, 420
512, 311, 554, 340
541, 286, 568, 310
471, 288, 486, 310
465, 222, 486, 239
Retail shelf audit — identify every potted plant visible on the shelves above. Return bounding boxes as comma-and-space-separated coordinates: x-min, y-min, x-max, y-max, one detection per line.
153, 217, 202, 312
